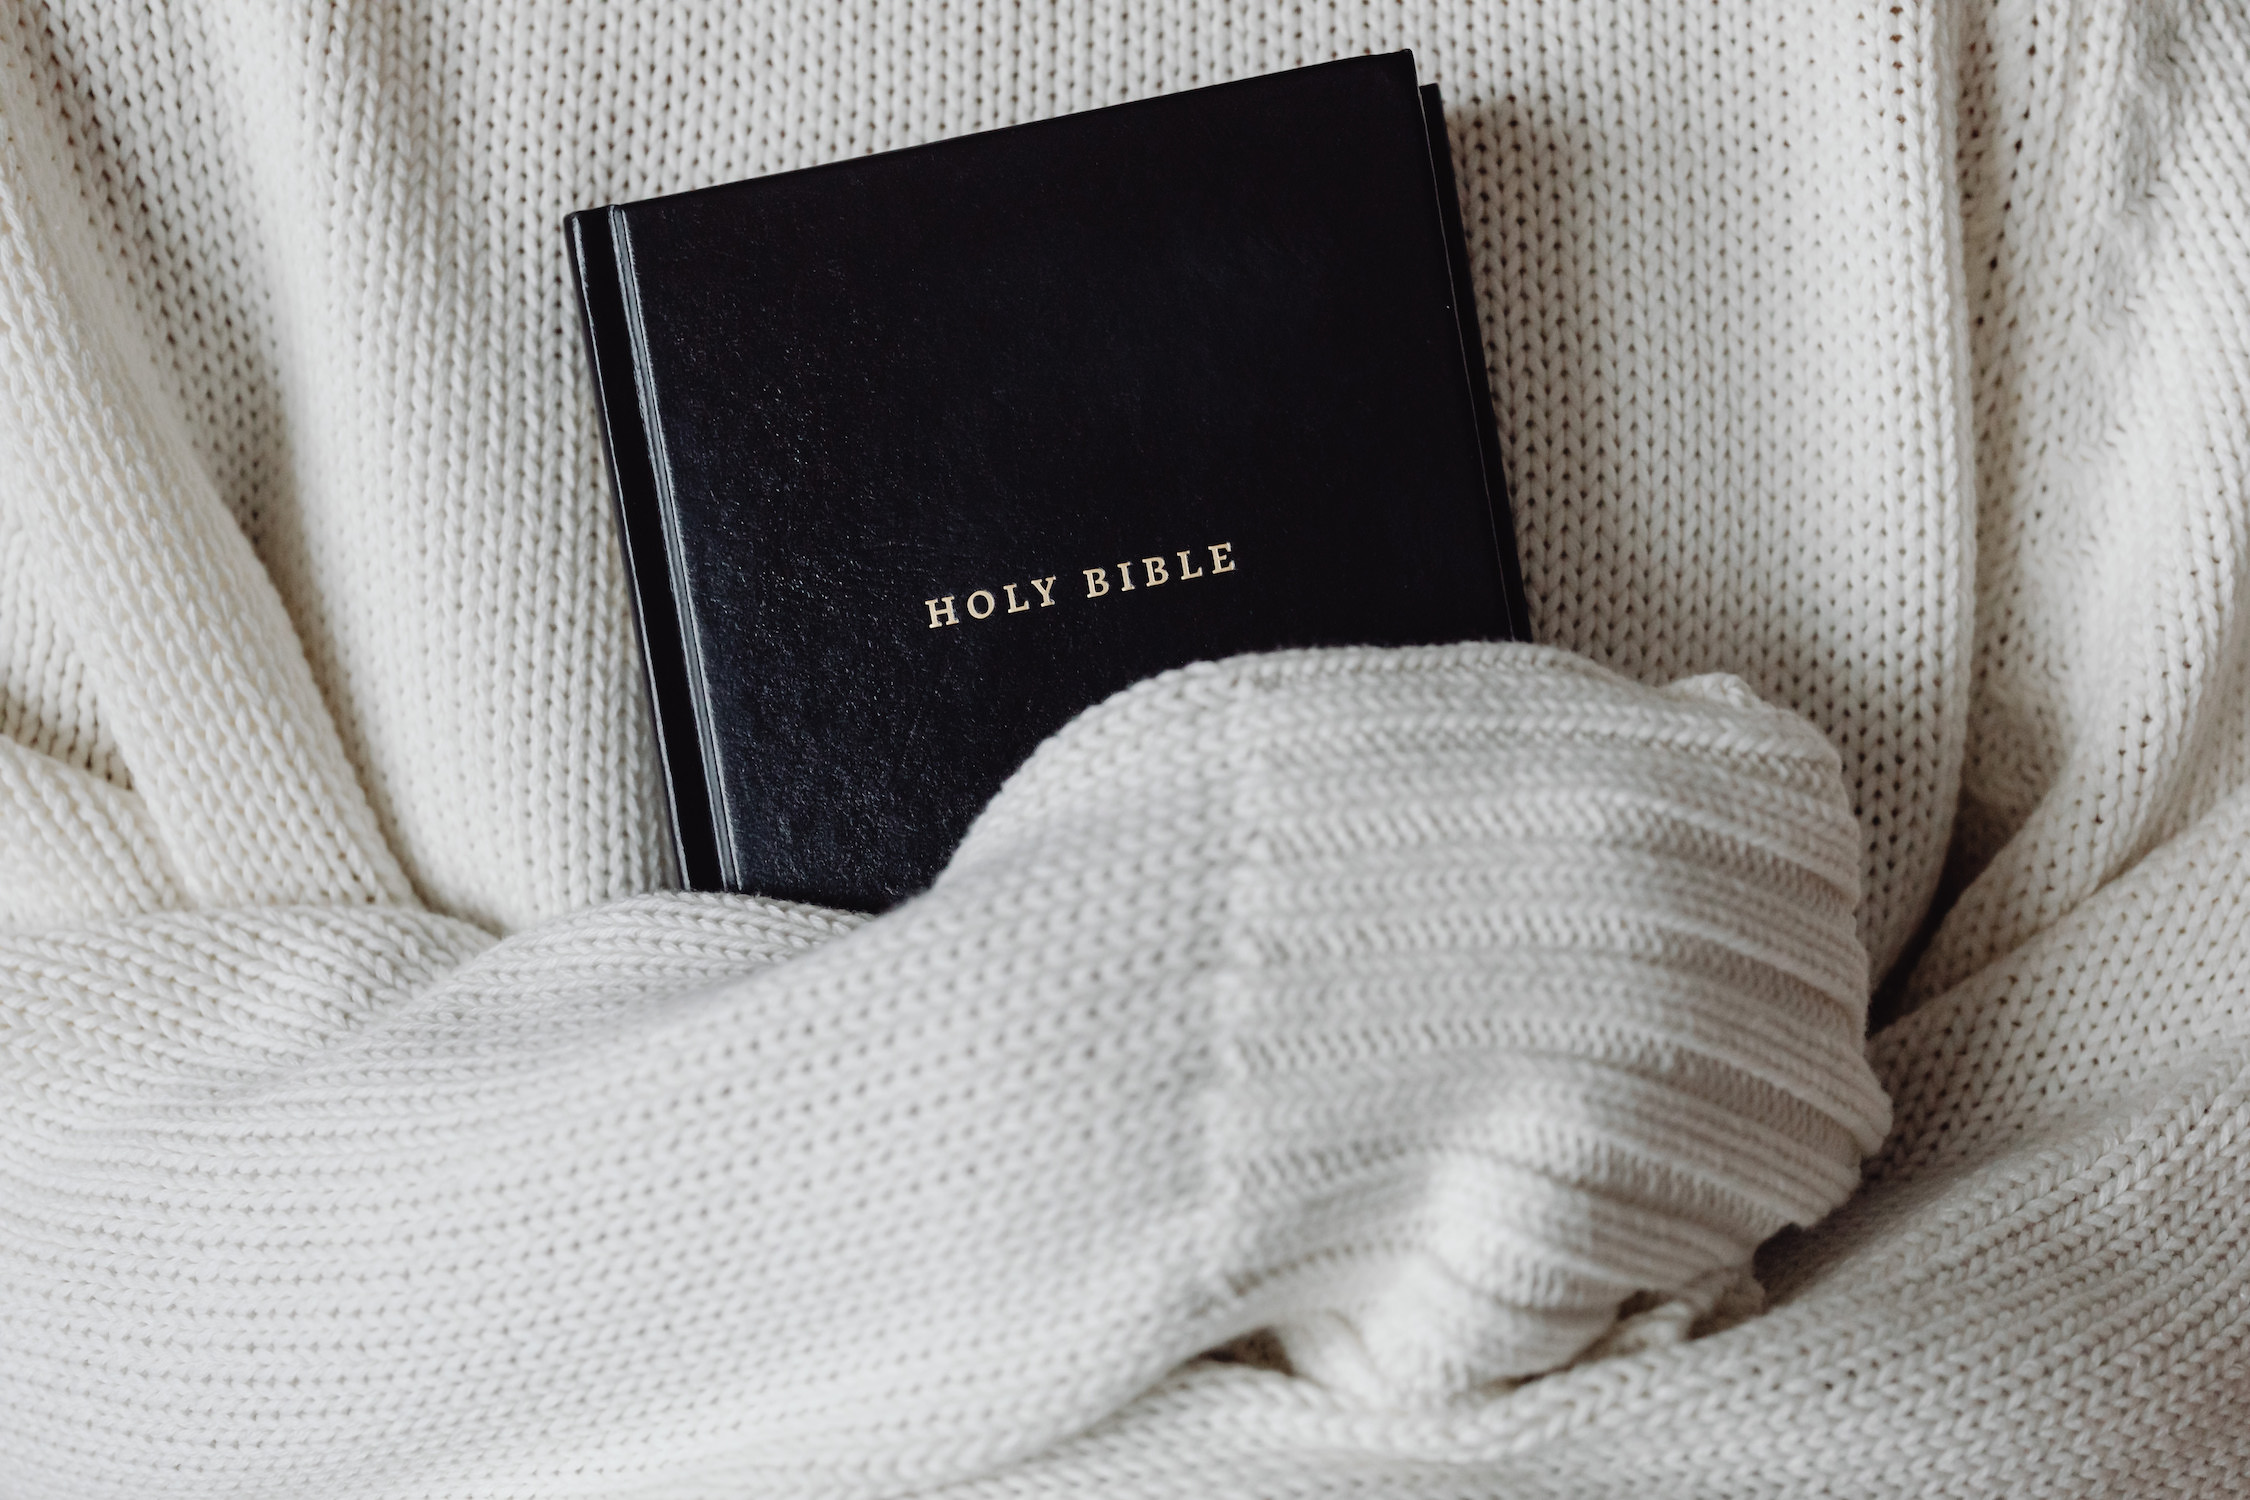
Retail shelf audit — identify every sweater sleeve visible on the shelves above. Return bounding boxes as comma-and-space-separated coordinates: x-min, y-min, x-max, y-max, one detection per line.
1, 642, 1889, 1499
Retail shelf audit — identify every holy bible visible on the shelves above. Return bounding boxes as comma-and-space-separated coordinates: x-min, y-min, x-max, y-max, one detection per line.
568, 51, 1529, 911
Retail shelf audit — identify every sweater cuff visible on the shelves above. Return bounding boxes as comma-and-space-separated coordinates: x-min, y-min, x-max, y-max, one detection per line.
1192, 645, 1891, 1404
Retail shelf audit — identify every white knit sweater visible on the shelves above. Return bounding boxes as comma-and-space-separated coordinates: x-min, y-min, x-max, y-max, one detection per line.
3, 2, 2246, 1495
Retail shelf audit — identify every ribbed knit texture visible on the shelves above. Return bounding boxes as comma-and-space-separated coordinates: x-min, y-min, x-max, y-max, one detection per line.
3, 1, 2246, 1495
3, 647, 1886, 1494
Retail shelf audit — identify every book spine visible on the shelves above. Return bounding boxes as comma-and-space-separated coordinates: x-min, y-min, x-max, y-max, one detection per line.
566, 208, 726, 890
1419, 83, 1535, 644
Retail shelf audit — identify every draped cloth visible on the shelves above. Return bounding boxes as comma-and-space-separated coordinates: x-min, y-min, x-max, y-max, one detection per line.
3, 3, 2245, 1493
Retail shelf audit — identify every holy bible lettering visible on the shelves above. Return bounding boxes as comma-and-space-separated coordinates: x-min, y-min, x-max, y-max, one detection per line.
926, 542, 1235, 628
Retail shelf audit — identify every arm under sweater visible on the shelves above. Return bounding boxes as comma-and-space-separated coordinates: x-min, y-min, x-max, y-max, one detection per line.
2, 643, 1889, 1498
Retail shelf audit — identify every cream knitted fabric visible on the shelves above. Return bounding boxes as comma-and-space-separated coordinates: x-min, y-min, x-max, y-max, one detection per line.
4, 0, 2249, 1495
0, 1, 1968, 959
4, 647, 1887, 1493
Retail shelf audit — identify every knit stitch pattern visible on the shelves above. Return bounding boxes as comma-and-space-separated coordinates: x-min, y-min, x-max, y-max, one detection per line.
6, 647, 1885, 1494
3, 0, 2248, 1495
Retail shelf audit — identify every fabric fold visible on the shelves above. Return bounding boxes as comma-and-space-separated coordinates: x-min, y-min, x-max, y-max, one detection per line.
1, 644, 1888, 1495
0, 33, 410, 913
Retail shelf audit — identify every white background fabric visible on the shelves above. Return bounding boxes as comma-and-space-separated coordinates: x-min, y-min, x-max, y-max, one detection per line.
2, 1, 2246, 1494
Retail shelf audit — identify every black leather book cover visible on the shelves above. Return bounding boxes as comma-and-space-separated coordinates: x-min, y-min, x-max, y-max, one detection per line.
568, 51, 1529, 910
